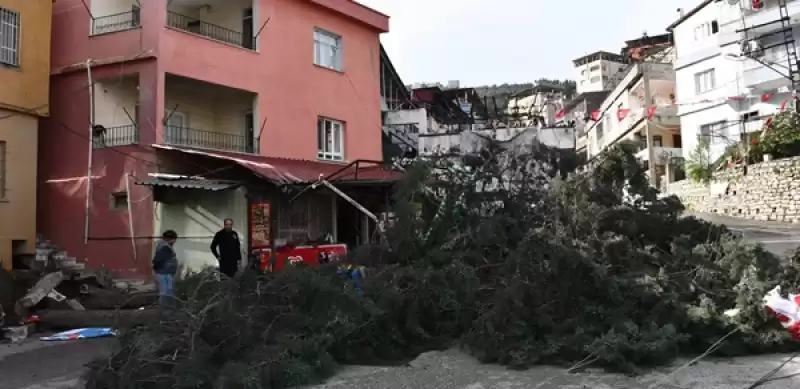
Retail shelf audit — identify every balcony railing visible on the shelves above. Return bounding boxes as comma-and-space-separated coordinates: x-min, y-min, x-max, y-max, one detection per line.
91, 10, 141, 36
166, 11, 254, 49
93, 125, 139, 148
164, 125, 255, 153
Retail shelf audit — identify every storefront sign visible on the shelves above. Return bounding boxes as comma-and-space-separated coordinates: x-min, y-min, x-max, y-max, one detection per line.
250, 202, 271, 249
256, 244, 347, 273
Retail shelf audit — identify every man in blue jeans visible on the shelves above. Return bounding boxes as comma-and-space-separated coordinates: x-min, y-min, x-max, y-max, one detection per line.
153, 230, 179, 310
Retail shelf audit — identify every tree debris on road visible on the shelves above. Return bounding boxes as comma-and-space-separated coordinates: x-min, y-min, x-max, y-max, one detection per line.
84, 142, 800, 388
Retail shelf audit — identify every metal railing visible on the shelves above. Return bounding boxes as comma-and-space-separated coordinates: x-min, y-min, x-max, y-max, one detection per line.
163, 125, 255, 153
166, 11, 254, 49
92, 125, 139, 148
91, 10, 141, 36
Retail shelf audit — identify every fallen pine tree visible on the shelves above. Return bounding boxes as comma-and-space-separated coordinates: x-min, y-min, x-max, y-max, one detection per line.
84, 141, 800, 389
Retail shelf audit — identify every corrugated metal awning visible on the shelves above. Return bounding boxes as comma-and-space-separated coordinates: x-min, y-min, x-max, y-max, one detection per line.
151, 144, 404, 185
134, 178, 240, 191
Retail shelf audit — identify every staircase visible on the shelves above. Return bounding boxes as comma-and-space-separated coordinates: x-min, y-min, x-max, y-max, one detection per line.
382, 123, 419, 161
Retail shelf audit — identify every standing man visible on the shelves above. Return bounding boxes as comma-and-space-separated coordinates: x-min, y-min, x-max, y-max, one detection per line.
153, 230, 179, 309
210, 218, 242, 278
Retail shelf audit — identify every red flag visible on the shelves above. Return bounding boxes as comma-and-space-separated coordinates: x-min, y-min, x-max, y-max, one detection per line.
617, 108, 630, 121
590, 110, 601, 121
647, 106, 657, 120
761, 93, 774, 102
555, 109, 566, 120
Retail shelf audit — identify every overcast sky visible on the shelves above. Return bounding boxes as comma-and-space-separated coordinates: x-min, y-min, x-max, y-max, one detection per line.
359, 0, 700, 86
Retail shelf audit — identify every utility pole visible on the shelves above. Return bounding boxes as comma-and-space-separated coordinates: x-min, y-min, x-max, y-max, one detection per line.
642, 63, 657, 187
84, 59, 95, 245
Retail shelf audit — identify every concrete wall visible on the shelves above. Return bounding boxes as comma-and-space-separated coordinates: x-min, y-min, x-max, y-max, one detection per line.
164, 76, 254, 137
0, 0, 52, 117
154, 187, 248, 275
94, 77, 139, 128
0, 113, 38, 270
665, 157, 800, 222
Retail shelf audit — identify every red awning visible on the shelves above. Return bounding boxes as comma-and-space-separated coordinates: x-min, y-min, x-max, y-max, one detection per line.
152, 145, 403, 185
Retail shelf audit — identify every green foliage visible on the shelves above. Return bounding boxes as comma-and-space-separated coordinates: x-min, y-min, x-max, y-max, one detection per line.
85, 142, 800, 388
759, 110, 800, 158
685, 136, 713, 183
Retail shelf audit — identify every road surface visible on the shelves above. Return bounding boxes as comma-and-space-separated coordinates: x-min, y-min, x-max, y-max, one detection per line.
686, 212, 800, 256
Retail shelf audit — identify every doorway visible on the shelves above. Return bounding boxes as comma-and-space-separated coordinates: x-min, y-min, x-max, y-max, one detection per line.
242, 8, 254, 49
244, 111, 255, 153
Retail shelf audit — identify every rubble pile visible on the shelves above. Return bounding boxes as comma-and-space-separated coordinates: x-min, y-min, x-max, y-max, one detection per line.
0, 239, 157, 343
84, 142, 800, 389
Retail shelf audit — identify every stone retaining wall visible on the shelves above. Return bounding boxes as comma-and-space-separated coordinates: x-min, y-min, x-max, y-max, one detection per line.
664, 157, 800, 222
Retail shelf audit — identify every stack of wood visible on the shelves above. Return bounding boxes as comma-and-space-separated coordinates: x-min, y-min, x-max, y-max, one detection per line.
0, 240, 159, 341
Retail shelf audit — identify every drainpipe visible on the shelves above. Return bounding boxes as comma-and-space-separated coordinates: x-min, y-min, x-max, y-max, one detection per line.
84, 59, 95, 245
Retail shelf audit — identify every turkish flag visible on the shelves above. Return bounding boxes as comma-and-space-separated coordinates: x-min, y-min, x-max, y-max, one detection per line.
590, 110, 601, 121
617, 108, 630, 121
555, 109, 566, 120
647, 106, 657, 120
761, 93, 774, 102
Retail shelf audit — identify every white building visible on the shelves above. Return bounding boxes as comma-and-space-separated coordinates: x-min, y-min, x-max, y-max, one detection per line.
670, 0, 800, 162
505, 85, 569, 128
584, 62, 682, 185
573, 51, 630, 94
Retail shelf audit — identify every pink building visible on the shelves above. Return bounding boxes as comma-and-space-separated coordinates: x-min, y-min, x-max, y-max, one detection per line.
40, 0, 393, 278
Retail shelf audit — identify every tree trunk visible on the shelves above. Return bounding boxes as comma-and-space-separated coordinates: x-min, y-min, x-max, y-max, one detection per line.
36, 309, 160, 330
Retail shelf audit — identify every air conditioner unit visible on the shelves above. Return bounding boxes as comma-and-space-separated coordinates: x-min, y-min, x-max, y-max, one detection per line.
740, 40, 762, 56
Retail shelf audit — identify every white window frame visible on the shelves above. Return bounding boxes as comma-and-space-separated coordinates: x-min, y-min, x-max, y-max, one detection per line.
317, 117, 344, 161
313, 28, 343, 71
0, 7, 21, 67
694, 69, 716, 94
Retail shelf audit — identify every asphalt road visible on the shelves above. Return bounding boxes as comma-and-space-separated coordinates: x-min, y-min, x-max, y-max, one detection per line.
686, 212, 800, 256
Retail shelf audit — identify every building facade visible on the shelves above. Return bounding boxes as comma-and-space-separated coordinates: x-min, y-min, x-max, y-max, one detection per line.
573, 51, 629, 95
40, 0, 389, 277
582, 62, 682, 186
0, 0, 52, 270
671, 0, 800, 162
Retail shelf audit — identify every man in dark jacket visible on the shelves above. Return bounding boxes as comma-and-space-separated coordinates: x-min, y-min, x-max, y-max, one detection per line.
153, 230, 179, 309
210, 218, 242, 278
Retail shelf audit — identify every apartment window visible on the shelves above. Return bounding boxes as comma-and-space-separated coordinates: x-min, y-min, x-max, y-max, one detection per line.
0, 7, 20, 67
110, 192, 128, 210
693, 20, 719, 41
589, 65, 600, 72
700, 121, 726, 139
0, 141, 5, 199
164, 111, 187, 128
314, 29, 342, 71
590, 76, 601, 83
653, 135, 663, 147
694, 69, 716, 94
317, 117, 344, 161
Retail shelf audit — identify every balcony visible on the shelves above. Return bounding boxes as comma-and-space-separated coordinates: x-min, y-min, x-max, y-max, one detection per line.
91, 74, 141, 148
164, 126, 255, 153
741, 0, 800, 37
162, 74, 257, 154
166, 0, 256, 50
91, 9, 141, 36
635, 147, 682, 163
743, 59, 792, 90
93, 125, 139, 149
89, 1, 141, 36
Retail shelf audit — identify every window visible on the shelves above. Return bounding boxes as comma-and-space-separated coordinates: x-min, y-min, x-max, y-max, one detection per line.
589, 65, 600, 72
314, 29, 342, 71
110, 192, 128, 210
700, 121, 726, 139
694, 69, 716, 94
0, 141, 5, 199
693, 20, 719, 41
0, 7, 20, 67
653, 135, 663, 147
317, 117, 344, 161
590, 76, 601, 83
